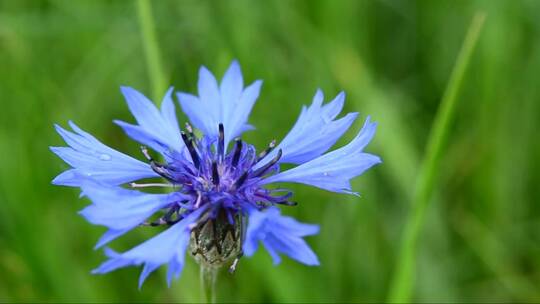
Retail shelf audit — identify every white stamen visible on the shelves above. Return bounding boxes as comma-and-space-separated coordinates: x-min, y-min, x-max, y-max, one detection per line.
130, 182, 176, 188
141, 146, 151, 159
194, 191, 202, 208
229, 257, 240, 273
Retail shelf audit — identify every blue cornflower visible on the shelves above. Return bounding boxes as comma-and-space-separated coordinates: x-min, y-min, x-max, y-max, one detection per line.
51, 61, 381, 287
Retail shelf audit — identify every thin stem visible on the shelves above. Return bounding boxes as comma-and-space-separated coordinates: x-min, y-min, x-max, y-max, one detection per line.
136, 0, 167, 101
200, 266, 217, 303
387, 12, 486, 302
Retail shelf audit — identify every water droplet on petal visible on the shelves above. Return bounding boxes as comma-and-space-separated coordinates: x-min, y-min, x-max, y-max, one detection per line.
99, 154, 111, 161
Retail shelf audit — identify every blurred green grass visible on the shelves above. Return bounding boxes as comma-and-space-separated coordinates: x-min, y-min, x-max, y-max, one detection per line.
1, 0, 540, 302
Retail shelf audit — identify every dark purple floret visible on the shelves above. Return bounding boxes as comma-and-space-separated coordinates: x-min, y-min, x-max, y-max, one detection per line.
141, 123, 292, 232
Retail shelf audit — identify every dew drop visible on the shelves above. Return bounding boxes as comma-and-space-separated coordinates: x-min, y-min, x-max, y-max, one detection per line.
99, 154, 112, 161
323, 172, 329, 177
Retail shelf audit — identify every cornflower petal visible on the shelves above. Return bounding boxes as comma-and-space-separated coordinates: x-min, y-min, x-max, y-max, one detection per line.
243, 207, 319, 266
50, 122, 158, 186
255, 90, 357, 168
220, 61, 262, 145
115, 86, 184, 154
77, 178, 188, 248
92, 206, 207, 289
261, 117, 381, 194
177, 60, 262, 148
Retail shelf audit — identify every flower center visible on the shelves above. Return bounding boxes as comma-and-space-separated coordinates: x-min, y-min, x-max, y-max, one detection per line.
138, 123, 295, 218
137, 123, 295, 269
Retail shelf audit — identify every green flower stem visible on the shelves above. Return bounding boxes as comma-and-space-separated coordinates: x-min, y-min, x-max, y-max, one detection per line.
200, 266, 218, 303
387, 12, 486, 302
136, 0, 167, 101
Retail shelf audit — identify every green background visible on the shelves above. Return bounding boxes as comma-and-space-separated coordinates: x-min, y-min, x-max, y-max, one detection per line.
1, 0, 539, 302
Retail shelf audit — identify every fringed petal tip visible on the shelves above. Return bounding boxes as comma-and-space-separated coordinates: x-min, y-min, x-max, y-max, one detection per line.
119, 86, 184, 154
260, 114, 381, 194
244, 207, 320, 267
177, 61, 262, 149
89, 207, 206, 288
76, 180, 177, 248
256, 89, 358, 169
50, 168, 79, 186
51, 122, 158, 186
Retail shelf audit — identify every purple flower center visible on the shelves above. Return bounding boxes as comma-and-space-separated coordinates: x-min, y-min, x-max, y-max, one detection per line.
140, 123, 295, 227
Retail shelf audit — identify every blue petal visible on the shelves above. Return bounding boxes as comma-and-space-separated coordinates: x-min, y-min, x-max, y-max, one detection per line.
92, 206, 207, 288
113, 121, 169, 157
139, 263, 160, 289
220, 61, 262, 145
166, 258, 182, 287
242, 208, 267, 256
77, 179, 187, 248
262, 239, 282, 265
225, 80, 261, 144
261, 116, 381, 194
220, 61, 244, 122
51, 169, 81, 187
115, 86, 184, 154
198, 66, 222, 126
264, 232, 319, 266
176, 92, 208, 133
51, 122, 158, 186
95, 229, 127, 249
255, 90, 357, 168
177, 61, 262, 149
177, 66, 221, 138
243, 207, 320, 266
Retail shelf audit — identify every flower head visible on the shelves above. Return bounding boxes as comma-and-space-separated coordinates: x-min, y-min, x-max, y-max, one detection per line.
51, 61, 381, 287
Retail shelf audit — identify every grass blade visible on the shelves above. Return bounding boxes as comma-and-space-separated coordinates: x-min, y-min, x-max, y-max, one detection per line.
387, 12, 486, 302
136, 0, 167, 100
